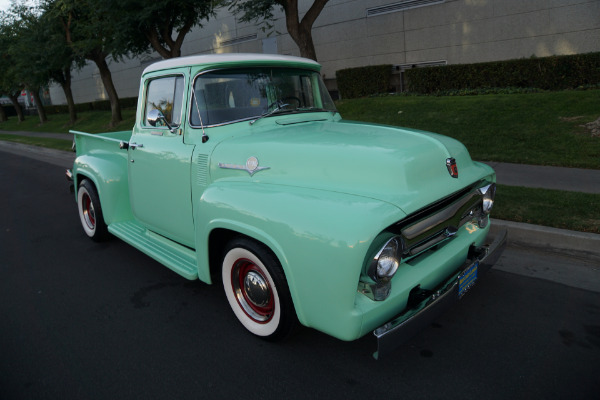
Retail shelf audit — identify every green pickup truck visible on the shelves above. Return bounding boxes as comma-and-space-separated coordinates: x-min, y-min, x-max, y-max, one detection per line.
67, 53, 506, 358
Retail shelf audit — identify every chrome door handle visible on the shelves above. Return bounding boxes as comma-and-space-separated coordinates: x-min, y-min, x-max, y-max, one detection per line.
130, 142, 144, 149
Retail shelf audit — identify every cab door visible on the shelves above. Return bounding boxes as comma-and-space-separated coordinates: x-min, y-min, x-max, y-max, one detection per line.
128, 69, 196, 248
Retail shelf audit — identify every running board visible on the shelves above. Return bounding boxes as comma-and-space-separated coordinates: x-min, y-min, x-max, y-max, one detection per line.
108, 221, 198, 280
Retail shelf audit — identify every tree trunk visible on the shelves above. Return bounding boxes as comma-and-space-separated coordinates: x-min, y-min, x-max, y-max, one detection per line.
144, 22, 191, 59
0, 104, 7, 122
61, 68, 77, 124
30, 87, 48, 124
282, 0, 329, 61
7, 93, 25, 122
89, 49, 122, 127
289, 25, 318, 61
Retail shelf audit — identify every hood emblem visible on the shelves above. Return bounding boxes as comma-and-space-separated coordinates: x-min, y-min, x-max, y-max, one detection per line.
446, 157, 458, 178
219, 156, 270, 177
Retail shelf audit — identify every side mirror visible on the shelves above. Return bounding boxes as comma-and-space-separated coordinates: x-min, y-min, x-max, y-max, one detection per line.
147, 109, 168, 128
147, 109, 178, 134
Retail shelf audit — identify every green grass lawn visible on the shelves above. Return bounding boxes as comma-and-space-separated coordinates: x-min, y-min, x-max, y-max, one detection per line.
336, 89, 600, 169
0, 133, 73, 151
493, 185, 600, 234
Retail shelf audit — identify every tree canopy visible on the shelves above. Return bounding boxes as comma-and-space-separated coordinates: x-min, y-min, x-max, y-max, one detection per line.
0, 8, 27, 122
114, 0, 222, 59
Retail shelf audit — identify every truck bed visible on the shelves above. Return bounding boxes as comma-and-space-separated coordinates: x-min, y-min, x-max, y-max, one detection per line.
70, 130, 132, 157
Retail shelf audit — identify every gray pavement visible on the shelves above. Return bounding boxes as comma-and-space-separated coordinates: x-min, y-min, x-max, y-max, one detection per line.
1, 133, 599, 262
0, 140, 75, 167
487, 161, 600, 194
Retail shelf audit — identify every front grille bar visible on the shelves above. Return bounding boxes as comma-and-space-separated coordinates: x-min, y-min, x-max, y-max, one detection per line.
393, 181, 488, 257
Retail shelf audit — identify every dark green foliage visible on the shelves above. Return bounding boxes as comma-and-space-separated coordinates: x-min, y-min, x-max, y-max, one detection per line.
46, 97, 138, 114
336, 65, 392, 99
406, 53, 600, 94
113, 0, 220, 59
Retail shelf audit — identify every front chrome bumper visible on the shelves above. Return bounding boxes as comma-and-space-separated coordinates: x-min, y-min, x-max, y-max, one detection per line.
373, 229, 508, 359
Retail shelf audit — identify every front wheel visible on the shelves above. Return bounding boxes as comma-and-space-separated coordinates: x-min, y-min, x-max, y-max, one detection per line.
222, 238, 296, 341
77, 179, 108, 241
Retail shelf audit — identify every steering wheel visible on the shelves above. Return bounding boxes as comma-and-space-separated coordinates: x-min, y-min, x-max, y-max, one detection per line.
268, 96, 302, 110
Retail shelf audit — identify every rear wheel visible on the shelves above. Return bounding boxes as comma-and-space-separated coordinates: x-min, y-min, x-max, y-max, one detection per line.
77, 179, 108, 241
222, 238, 296, 341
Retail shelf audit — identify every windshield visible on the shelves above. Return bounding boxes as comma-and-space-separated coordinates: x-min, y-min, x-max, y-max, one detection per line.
190, 67, 336, 127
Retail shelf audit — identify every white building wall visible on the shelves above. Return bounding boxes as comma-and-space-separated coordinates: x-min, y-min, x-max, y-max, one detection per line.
48, 0, 600, 105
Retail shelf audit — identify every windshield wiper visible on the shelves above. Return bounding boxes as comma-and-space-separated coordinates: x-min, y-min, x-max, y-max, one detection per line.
295, 107, 328, 112
249, 101, 292, 125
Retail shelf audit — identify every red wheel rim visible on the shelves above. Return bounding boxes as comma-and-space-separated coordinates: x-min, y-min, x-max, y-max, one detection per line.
82, 193, 95, 229
231, 258, 274, 323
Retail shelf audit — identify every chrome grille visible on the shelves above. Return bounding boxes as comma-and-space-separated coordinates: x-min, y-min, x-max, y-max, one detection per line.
393, 181, 487, 257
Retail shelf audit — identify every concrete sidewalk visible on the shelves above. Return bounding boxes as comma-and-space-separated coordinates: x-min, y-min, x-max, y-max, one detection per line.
1, 133, 599, 262
487, 161, 600, 194
1, 130, 74, 141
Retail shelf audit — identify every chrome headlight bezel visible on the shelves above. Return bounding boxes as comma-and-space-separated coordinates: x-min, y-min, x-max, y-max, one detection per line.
478, 183, 496, 215
368, 236, 404, 283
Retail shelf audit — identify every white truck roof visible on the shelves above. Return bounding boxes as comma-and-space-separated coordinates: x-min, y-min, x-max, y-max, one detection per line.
142, 53, 320, 75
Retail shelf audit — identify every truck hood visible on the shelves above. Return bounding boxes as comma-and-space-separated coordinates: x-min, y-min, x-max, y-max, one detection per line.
210, 119, 494, 215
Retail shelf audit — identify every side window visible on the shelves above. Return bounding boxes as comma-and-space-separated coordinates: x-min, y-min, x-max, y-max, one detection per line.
144, 76, 185, 127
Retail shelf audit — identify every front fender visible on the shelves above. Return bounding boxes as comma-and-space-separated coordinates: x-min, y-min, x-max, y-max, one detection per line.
195, 181, 406, 340
73, 153, 132, 225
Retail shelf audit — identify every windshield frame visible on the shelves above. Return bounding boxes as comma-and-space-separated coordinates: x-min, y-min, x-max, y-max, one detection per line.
188, 66, 337, 129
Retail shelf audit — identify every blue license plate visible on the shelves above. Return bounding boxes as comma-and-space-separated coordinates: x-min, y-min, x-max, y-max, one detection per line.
458, 261, 478, 298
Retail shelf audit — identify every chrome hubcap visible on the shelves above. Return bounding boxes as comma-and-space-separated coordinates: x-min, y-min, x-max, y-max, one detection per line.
231, 258, 274, 323
244, 270, 270, 308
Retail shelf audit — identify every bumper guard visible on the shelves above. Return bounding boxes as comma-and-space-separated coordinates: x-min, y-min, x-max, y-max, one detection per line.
373, 229, 507, 359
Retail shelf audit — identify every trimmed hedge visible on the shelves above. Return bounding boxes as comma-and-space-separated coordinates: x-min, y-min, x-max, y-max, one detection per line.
405, 52, 600, 94
46, 96, 138, 114
336, 64, 392, 99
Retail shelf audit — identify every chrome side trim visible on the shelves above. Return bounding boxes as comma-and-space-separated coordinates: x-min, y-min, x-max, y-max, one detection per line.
372, 229, 507, 360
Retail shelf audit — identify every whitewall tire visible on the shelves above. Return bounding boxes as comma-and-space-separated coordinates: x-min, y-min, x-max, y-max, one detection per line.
77, 179, 108, 241
222, 238, 296, 341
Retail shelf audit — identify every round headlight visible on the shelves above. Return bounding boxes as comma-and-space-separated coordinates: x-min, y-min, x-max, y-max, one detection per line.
369, 237, 403, 282
479, 183, 496, 214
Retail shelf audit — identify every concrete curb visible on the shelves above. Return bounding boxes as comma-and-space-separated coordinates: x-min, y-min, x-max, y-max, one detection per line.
490, 219, 600, 261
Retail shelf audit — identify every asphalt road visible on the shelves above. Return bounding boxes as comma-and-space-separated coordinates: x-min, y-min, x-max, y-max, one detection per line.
1, 150, 599, 400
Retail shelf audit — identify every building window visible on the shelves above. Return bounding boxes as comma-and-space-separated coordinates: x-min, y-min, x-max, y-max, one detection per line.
366, 0, 445, 17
